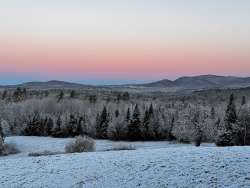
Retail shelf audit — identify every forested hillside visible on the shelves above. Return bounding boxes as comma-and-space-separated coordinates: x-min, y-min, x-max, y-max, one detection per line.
0, 87, 250, 146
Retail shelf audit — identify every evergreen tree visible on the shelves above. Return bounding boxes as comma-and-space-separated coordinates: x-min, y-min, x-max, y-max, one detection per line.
0, 126, 4, 154
126, 108, 131, 122
128, 104, 141, 141
115, 109, 120, 118
116, 93, 121, 103
242, 96, 246, 106
70, 90, 76, 98
44, 90, 49, 97
122, 92, 130, 101
52, 116, 62, 137
77, 116, 84, 136
0, 125, 4, 140
217, 94, 241, 146
68, 114, 78, 136
149, 103, 154, 115
142, 109, 150, 140
210, 107, 215, 120
89, 95, 97, 103
96, 106, 109, 139
2, 90, 7, 100
57, 90, 64, 102
224, 94, 237, 130
22, 88, 27, 99
45, 117, 53, 136
13, 87, 23, 102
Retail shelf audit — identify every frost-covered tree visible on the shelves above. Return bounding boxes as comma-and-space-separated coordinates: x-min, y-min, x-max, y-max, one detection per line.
52, 116, 63, 137
96, 106, 110, 139
128, 104, 141, 141
217, 94, 242, 146
57, 90, 64, 102
210, 107, 215, 120
2, 90, 7, 100
70, 90, 76, 98
238, 107, 250, 145
44, 117, 53, 136
0, 126, 4, 154
241, 96, 246, 106
126, 107, 131, 122
224, 94, 237, 130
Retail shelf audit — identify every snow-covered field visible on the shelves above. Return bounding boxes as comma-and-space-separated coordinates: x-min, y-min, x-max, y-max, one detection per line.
1, 136, 250, 188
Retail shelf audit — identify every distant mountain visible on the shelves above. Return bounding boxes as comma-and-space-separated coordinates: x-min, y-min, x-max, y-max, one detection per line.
1, 75, 250, 91
4, 80, 91, 89
139, 75, 250, 90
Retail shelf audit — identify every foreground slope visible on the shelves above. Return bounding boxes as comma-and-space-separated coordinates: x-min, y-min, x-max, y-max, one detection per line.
0, 137, 250, 188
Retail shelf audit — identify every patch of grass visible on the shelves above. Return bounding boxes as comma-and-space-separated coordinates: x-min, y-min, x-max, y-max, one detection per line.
106, 144, 136, 151
28, 150, 65, 157
65, 135, 95, 153
0, 143, 19, 156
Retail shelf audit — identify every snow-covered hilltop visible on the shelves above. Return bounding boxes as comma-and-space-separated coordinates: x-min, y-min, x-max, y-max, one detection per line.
0, 136, 250, 188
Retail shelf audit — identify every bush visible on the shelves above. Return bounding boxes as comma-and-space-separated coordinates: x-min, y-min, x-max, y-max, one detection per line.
65, 135, 95, 153
0, 143, 19, 156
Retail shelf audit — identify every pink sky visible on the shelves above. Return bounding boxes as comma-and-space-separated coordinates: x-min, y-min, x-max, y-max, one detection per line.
0, 1, 250, 84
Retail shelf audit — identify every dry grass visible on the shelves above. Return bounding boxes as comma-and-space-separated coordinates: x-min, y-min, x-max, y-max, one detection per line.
65, 135, 95, 153
0, 143, 19, 156
106, 144, 136, 151
28, 150, 65, 157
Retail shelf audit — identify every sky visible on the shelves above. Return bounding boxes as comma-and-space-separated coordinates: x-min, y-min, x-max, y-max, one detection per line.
0, 0, 250, 85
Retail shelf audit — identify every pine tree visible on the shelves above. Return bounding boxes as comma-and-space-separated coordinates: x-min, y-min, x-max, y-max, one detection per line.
0, 126, 4, 154
126, 108, 131, 122
149, 103, 154, 115
77, 116, 84, 136
68, 114, 78, 137
0, 125, 4, 140
2, 90, 7, 100
128, 104, 141, 141
122, 92, 130, 101
115, 109, 120, 118
142, 109, 150, 140
52, 116, 62, 137
13, 87, 23, 102
96, 106, 109, 139
210, 107, 215, 120
45, 117, 53, 136
217, 94, 241, 146
70, 90, 76, 98
57, 90, 64, 102
224, 94, 237, 130
242, 96, 246, 106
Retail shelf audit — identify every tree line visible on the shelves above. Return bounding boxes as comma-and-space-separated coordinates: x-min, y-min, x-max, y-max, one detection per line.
0, 88, 250, 146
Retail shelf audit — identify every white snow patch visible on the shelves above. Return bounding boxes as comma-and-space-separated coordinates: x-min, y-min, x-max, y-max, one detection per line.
0, 136, 249, 188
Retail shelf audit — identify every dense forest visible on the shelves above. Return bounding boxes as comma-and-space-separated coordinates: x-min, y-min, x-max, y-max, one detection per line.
0, 87, 250, 146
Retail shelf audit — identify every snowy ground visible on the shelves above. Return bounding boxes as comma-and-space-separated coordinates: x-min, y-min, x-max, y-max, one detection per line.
1, 137, 250, 188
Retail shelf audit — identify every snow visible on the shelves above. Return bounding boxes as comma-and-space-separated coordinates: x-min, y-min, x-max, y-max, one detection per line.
1, 136, 250, 188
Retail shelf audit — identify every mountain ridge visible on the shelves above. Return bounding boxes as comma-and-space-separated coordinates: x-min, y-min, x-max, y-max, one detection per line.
1, 75, 250, 90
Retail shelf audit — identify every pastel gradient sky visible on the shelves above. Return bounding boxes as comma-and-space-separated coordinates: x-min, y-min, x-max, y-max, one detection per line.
0, 0, 250, 84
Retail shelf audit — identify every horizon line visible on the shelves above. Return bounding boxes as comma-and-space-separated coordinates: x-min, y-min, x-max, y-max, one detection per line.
1, 74, 250, 86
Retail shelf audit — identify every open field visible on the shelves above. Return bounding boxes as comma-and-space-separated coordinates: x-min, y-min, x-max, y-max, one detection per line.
1, 136, 249, 188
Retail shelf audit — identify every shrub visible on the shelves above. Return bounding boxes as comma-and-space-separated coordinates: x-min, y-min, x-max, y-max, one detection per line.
65, 135, 95, 153
0, 143, 19, 156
